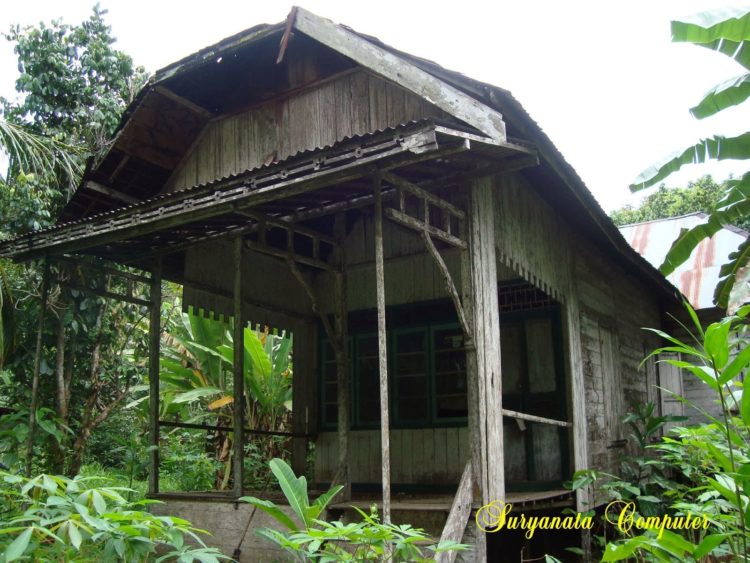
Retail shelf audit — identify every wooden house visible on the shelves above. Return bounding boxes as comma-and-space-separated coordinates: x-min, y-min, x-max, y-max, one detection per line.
0, 7, 681, 561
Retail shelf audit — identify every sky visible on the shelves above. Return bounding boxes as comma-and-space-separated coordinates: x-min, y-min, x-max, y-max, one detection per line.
1, 0, 748, 212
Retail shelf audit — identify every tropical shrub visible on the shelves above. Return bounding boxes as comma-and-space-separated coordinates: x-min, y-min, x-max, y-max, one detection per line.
150, 312, 293, 491
0, 471, 228, 562
570, 302, 750, 561
241, 458, 467, 562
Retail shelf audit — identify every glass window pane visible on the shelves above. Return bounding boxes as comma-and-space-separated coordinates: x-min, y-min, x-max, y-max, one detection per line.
433, 327, 467, 420
395, 331, 429, 422
357, 336, 380, 424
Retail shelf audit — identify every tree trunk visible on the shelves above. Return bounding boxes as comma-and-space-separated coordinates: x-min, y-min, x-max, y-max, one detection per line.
51, 307, 67, 473
66, 301, 106, 477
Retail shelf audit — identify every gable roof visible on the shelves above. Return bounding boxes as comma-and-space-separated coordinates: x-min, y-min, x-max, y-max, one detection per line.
620, 213, 750, 310
0, 7, 680, 306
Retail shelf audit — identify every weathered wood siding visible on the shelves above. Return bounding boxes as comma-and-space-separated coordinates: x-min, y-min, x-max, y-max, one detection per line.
167, 69, 448, 191
492, 172, 662, 479
316, 212, 463, 312
182, 239, 313, 330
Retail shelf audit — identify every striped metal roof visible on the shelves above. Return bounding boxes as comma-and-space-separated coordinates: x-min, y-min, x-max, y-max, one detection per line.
619, 213, 749, 310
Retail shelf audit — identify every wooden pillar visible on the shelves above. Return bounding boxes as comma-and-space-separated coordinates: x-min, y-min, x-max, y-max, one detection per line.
333, 213, 351, 501
233, 236, 246, 497
563, 291, 591, 557
461, 177, 504, 558
25, 262, 50, 477
373, 174, 392, 524
148, 259, 162, 494
291, 320, 317, 476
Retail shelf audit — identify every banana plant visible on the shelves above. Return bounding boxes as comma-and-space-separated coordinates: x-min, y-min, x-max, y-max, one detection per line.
630, 7, 750, 310
155, 311, 293, 489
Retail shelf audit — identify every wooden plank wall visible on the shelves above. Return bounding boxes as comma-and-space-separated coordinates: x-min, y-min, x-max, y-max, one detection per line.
315, 427, 470, 485
316, 213, 463, 312
182, 239, 312, 330
167, 69, 448, 192
492, 172, 663, 483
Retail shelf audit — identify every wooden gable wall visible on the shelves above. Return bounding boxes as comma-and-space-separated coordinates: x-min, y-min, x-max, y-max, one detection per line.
166, 69, 449, 192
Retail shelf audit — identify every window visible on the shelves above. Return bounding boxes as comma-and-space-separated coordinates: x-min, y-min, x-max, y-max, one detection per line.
320, 320, 468, 429
394, 329, 429, 424
432, 325, 468, 420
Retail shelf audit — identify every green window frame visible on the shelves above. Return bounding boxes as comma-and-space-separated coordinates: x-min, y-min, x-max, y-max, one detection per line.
320, 321, 469, 430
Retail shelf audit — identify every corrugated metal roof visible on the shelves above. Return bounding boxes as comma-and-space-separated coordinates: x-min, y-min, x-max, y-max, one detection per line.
619, 213, 749, 310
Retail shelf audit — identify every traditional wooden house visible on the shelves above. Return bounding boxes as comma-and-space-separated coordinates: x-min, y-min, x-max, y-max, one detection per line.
0, 7, 681, 561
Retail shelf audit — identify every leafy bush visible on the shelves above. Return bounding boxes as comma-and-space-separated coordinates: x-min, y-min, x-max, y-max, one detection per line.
241, 458, 467, 562
162, 452, 222, 493
570, 302, 750, 561
0, 472, 228, 562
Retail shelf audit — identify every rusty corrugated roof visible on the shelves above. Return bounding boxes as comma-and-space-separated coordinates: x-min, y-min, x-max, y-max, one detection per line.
619, 213, 750, 310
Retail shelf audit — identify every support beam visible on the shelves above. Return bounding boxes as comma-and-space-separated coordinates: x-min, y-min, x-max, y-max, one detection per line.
154, 85, 214, 119
333, 213, 351, 502
502, 409, 571, 428
148, 259, 162, 494
25, 262, 50, 477
373, 176, 392, 524
84, 180, 140, 206
245, 240, 335, 272
287, 260, 338, 349
380, 171, 465, 219
468, 178, 504, 504
385, 208, 467, 249
564, 293, 590, 513
232, 237, 245, 497
461, 177, 504, 561
436, 462, 473, 563
420, 230, 472, 343
291, 320, 317, 476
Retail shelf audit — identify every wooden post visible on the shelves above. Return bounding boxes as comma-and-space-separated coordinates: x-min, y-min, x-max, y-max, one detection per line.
233, 236, 246, 497
563, 292, 592, 559
148, 258, 162, 494
333, 213, 351, 501
437, 462, 473, 563
461, 177, 504, 560
373, 174, 392, 524
291, 320, 317, 476
25, 262, 50, 477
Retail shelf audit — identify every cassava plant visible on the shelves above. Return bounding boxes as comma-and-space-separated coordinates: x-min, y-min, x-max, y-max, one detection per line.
0, 471, 228, 562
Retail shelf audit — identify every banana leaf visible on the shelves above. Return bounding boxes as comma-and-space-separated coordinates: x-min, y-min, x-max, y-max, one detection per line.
691, 72, 750, 118
630, 132, 750, 191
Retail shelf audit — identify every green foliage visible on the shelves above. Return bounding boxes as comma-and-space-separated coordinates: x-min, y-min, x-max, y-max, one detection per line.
3, 4, 147, 154
256, 506, 467, 562
152, 311, 293, 491
242, 459, 467, 562
571, 301, 750, 561
610, 176, 742, 228
242, 458, 342, 532
0, 4, 147, 234
0, 407, 67, 472
0, 471, 228, 562
630, 7, 750, 308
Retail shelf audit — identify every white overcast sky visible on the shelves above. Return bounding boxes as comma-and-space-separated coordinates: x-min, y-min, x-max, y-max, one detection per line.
1, 1, 748, 212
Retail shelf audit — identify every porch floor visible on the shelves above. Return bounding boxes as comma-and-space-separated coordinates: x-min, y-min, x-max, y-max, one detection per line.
328, 488, 574, 513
